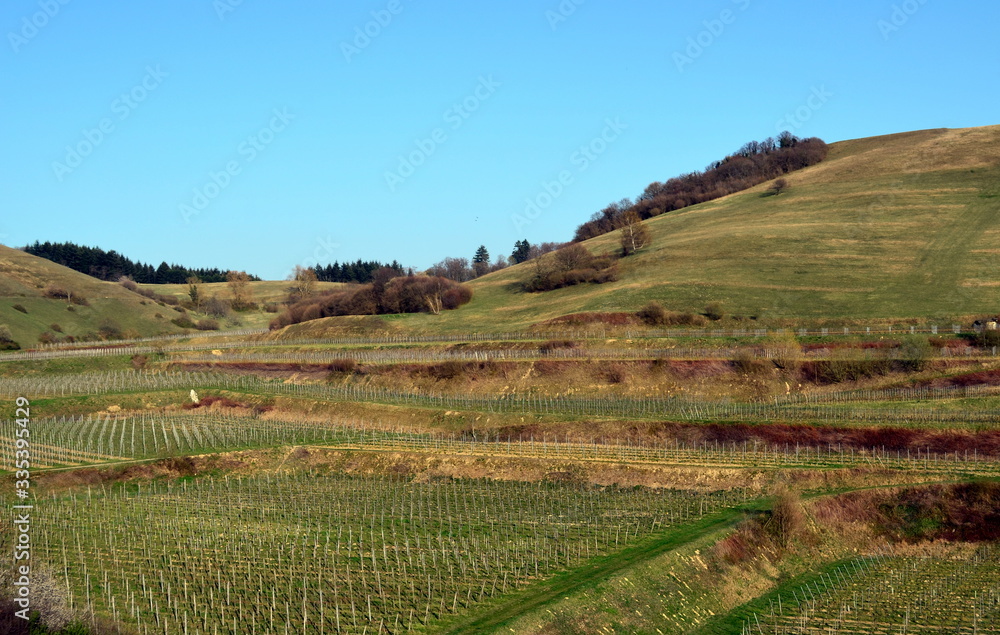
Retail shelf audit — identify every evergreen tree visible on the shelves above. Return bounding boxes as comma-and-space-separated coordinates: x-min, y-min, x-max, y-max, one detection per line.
510, 240, 531, 264
472, 245, 490, 277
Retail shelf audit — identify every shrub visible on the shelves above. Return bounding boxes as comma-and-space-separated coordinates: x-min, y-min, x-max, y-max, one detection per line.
805, 354, 894, 384
767, 178, 789, 196
98, 318, 123, 340
263, 302, 280, 313
704, 302, 725, 321
427, 361, 465, 380
49, 323, 63, 333
669, 312, 709, 327
637, 302, 708, 327
118, 276, 140, 292
195, 319, 220, 331
441, 286, 473, 310
539, 339, 578, 354
602, 363, 627, 384
898, 336, 933, 372
767, 332, 802, 373
154, 312, 164, 319
38, 331, 57, 345
637, 301, 668, 326
975, 328, 1000, 348
171, 316, 196, 329
12, 304, 27, 314
203, 296, 232, 318
328, 359, 357, 374
731, 350, 769, 375
767, 488, 804, 546
523, 246, 619, 293
0, 325, 20, 351
42, 285, 70, 300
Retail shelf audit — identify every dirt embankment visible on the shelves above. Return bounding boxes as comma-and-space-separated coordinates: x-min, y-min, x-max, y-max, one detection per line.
482, 420, 1000, 457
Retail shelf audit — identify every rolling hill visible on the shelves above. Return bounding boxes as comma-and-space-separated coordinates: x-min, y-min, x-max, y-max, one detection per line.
0, 245, 193, 346
380, 125, 1000, 333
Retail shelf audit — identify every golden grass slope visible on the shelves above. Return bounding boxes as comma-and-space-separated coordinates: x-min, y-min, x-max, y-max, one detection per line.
0, 245, 188, 345
384, 125, 1000, 334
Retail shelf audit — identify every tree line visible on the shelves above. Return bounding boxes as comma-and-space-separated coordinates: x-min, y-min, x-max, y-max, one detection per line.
572, 132, 828, 242
313, 259, 408, 283
21, 241, 258, 284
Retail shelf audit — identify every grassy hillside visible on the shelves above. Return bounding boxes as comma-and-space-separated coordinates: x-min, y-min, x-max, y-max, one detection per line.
0, 245, 192, 346
384, 125, 1000, 333
141, 280, 344, 305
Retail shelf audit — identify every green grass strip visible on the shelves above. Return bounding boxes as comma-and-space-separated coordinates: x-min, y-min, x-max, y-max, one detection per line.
435, 503, 759, 634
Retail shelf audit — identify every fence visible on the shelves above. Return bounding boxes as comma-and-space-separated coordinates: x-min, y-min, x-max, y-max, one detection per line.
4, 411, 998, 476
1, 334, 989, 365
3, 370, 999, 428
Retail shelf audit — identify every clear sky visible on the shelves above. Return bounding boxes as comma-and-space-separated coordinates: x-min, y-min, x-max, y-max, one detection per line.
2, 0, 998, 280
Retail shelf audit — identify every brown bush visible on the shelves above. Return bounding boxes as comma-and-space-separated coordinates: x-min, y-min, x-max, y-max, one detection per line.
704, 302, 725, 321
426, 361, 465, 380
731, 350, 769, 375
328, 359, 357, 374
637, 302, 708, 327
98, 318, 123, 340
171, 316, 196, 329
195, 319, 219, 331
270, 276, 471, 329
43, 285, 70, 299
768, 488, 804, 546
539, 339, 578, 353
602, 363, 627, 384
637, 301, 668, 326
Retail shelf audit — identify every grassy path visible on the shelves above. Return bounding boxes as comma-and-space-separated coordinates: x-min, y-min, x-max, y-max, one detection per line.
434, 476, 988, 634
435, 504, 756, 634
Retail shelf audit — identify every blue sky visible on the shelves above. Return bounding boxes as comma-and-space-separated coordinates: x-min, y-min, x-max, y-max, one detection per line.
2, 0, 998, 280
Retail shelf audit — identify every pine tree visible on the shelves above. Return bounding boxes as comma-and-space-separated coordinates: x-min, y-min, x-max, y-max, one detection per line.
472, 245, 490, 277
510, 240, 531, 264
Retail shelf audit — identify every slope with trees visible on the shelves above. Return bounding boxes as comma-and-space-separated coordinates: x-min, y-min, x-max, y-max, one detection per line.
21, 241, 255, 284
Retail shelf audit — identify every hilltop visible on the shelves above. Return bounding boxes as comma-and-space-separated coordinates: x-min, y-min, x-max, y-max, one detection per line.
365, 125, 1000, 334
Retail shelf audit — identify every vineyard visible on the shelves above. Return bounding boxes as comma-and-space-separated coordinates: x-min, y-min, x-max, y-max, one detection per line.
6, 370, 1000, 429
3, 324, 1000, 634
737, 546, 1000, 634
13, 474, 746, 634
3, 412, 999, 476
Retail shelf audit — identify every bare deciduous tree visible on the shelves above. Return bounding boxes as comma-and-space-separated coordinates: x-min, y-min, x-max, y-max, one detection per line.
768, 178, 789, 196
226, 270, 254, 310
618, 210, 651, 255
287, 266, 318, 303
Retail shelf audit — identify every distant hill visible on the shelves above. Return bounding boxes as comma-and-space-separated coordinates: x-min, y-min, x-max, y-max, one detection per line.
286, 125, 1000, 335
0, 245, 194, 346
